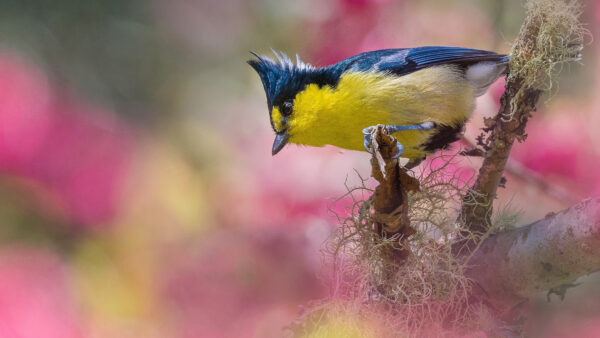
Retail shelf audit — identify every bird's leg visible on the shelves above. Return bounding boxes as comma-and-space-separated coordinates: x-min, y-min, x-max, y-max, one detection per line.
362, 122, 435, 159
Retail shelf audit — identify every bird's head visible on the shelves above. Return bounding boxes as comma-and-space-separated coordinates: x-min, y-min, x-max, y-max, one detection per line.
248, 51, 343, 155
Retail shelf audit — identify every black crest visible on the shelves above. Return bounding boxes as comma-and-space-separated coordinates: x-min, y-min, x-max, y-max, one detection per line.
247, 51, 345, 114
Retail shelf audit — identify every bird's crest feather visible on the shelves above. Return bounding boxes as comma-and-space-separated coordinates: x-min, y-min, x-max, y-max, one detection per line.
248, 51, 316, 112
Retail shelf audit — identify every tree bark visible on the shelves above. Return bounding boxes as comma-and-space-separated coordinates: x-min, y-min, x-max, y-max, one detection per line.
466, 197, 600, 319
368, 125, 420, 260
460, 9, 544, 236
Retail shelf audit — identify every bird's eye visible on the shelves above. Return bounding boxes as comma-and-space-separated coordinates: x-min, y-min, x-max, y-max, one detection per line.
281, 101, 293, 116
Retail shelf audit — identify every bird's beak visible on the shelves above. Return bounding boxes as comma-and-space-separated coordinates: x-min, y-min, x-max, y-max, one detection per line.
272, 131, 289, 155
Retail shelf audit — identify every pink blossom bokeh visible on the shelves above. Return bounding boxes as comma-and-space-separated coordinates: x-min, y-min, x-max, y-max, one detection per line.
0, 247, 83, 338
0, 52, 133, 226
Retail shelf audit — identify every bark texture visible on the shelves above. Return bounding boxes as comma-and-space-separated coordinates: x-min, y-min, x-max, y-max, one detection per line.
460, 9, 544, 236
467, 197, 600, 318
368, 125, 419, 259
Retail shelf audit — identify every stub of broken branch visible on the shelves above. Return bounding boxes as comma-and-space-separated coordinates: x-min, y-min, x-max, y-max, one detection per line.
368, 125, 419, 241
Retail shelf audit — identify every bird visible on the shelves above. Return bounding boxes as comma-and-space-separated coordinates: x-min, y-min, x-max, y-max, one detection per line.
248, 46, 508, 167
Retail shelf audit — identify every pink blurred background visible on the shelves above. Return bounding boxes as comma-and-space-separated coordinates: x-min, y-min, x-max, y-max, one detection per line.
0, 0, 598, 337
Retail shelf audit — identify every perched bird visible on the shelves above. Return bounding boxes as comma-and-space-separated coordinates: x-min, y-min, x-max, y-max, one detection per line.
248, 46, 508, 166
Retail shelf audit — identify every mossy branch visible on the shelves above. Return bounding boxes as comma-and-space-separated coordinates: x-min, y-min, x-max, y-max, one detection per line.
368, 125, 420, 260
466, 197, 600, 321
460, 0, 585, 238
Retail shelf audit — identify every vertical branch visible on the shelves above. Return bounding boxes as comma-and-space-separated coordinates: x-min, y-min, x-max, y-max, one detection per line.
461, 77, 541, 235
368, 125, 419, 260
460, 0, 584, 239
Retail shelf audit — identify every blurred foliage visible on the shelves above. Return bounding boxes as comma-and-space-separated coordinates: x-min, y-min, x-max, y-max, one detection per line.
0, 178, 78, 251
0, 0, 179, 122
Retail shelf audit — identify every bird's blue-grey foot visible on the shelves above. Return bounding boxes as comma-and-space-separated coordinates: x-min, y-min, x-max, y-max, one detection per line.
362, 122, 435, 159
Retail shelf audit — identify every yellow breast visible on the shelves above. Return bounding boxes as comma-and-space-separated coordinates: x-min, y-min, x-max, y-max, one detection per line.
287, 65, 475, 159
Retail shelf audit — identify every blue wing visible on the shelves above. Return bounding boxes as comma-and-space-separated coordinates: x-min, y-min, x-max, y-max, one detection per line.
340, 46, 509, 76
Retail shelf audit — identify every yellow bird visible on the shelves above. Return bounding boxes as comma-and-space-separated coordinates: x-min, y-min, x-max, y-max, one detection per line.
249, 47, 508, 167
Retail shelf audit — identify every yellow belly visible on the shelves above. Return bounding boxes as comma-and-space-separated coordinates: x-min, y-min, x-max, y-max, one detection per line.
288, 65, 475, 159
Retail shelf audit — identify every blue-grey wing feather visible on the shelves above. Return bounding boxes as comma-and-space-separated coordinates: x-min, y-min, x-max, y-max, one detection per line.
340, 46, 508, 76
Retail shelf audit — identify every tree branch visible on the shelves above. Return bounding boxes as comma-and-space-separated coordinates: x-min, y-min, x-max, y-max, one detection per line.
367, 125, 420, 260
460, 0, 584, 238
460, 17, 542, 236
461, 136, 578, 205
466, 197, 600, 318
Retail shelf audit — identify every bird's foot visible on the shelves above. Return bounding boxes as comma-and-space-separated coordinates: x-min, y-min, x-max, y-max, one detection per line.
362, 122, 435, 159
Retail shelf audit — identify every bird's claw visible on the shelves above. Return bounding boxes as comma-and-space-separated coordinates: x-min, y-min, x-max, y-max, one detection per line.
391, 141, 404, 159
362, 125, 405, 159
362, 122, 435, 159
362, 126, 376, 153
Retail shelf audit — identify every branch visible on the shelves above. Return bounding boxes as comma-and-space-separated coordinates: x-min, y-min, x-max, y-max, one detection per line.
461, 136, 578, 205
460, 0, 584, 237
504, 159, 578, 205
461, 24, 541, 235
367, 125, 419, 259
466, 197, 600, 318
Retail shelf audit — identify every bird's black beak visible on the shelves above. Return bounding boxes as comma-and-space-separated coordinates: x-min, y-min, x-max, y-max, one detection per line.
272, 131, 289, 155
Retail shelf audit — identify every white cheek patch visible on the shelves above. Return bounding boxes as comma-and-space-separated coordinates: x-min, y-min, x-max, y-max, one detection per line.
466, 61, 508, 97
